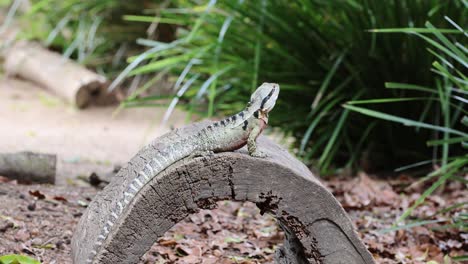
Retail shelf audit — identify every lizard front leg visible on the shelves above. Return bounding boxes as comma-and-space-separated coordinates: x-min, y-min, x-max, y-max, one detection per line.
248, 125, 266, 158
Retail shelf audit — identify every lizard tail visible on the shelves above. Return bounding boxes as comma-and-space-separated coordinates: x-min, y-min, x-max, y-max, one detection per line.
85, 137, 197, 263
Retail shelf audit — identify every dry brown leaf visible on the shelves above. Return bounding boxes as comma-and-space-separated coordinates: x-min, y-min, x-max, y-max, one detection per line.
14, 229, 30, 242
53, 196, 68, 202
342, 172, 399, 209
29, 190, 45, 199
159, 238, 177, 247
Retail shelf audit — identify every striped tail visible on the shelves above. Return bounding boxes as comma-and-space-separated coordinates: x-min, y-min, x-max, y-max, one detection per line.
86, 139, 197, 263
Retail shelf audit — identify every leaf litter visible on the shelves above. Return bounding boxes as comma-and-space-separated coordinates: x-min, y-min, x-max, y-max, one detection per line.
0, 171, 466, 264
326, 172, 467, 263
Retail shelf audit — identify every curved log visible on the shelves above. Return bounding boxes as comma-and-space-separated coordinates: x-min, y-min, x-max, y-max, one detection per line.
72, 123, 375, 264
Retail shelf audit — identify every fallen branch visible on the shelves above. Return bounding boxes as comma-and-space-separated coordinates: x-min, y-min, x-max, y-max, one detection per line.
3, 41, 112, 108
0, 151, 56, 184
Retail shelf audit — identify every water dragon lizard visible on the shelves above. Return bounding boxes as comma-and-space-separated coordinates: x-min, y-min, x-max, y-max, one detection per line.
84, 82, 280, 263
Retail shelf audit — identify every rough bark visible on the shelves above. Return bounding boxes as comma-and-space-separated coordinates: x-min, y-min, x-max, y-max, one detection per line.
3, 41, 111, 108
72, 122, 375, 264
0, 151, 56, 184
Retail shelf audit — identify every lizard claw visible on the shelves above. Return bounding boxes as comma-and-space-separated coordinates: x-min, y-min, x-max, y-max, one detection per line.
250, 151, 267, 158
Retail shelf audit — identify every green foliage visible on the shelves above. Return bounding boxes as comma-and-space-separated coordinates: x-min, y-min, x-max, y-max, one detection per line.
346, 20, 467, 249
118, 0, 466, 173
0, 255, 41, 264
0, 0, 11, 7
7, 0, 168, 75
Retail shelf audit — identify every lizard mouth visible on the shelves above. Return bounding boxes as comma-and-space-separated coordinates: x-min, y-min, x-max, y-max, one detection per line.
258, 110, 269, 123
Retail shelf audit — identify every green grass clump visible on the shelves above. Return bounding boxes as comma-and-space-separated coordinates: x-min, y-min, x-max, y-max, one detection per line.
3, 0, 172, 76
0, 254, 41, 264
118, 0, 466, 173
346, 20, 467, 246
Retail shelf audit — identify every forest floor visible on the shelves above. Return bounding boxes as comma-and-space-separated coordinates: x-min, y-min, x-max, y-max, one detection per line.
0, 77, 466, 264
0, 172, 466, 264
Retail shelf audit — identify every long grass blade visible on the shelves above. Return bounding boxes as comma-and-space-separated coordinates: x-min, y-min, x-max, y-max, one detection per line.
251, 0, 266, 92
299, 96, 345, 154
427, 136, 466, 146
385, 82, 436, 93
379, 219, 446, 234
343, 104, 468, 137
108, 39, 187, 91
0, 0, 22, 34
45, 13, 71, 45
368, 28, 461, 34
186, 0, 217, 42
311, 53, 345, 109
161, 74, 200, 126
123, 15, 186, 25
319, 108, 350, 168
444, 16, 468, 36
394, 159, 434, 172
195, 65, 234, 99
416, 33, 468, 69
347, 97, 425, 104
425, 21, 467, 64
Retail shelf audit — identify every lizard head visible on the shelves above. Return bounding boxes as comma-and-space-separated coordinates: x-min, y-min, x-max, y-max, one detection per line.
250, 82, 280, 113
230, 83, 279, 128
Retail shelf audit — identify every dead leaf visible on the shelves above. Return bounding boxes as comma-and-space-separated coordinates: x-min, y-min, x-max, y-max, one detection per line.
175, 244, 191, 256
29, 190, 45, 199
342, 172, 399, 209
159, 238, 177, 247
0, 176, 12, 183
439, 239, 463, 250
53, 196, 68, 202
179, 255, 200, 264
15, 229, 30, 242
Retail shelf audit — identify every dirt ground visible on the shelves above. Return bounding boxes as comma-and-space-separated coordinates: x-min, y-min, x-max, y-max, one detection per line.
0, 77, 188, 185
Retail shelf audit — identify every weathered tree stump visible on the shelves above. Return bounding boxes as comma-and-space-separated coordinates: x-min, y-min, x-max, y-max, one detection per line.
72, 123, 375, 264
